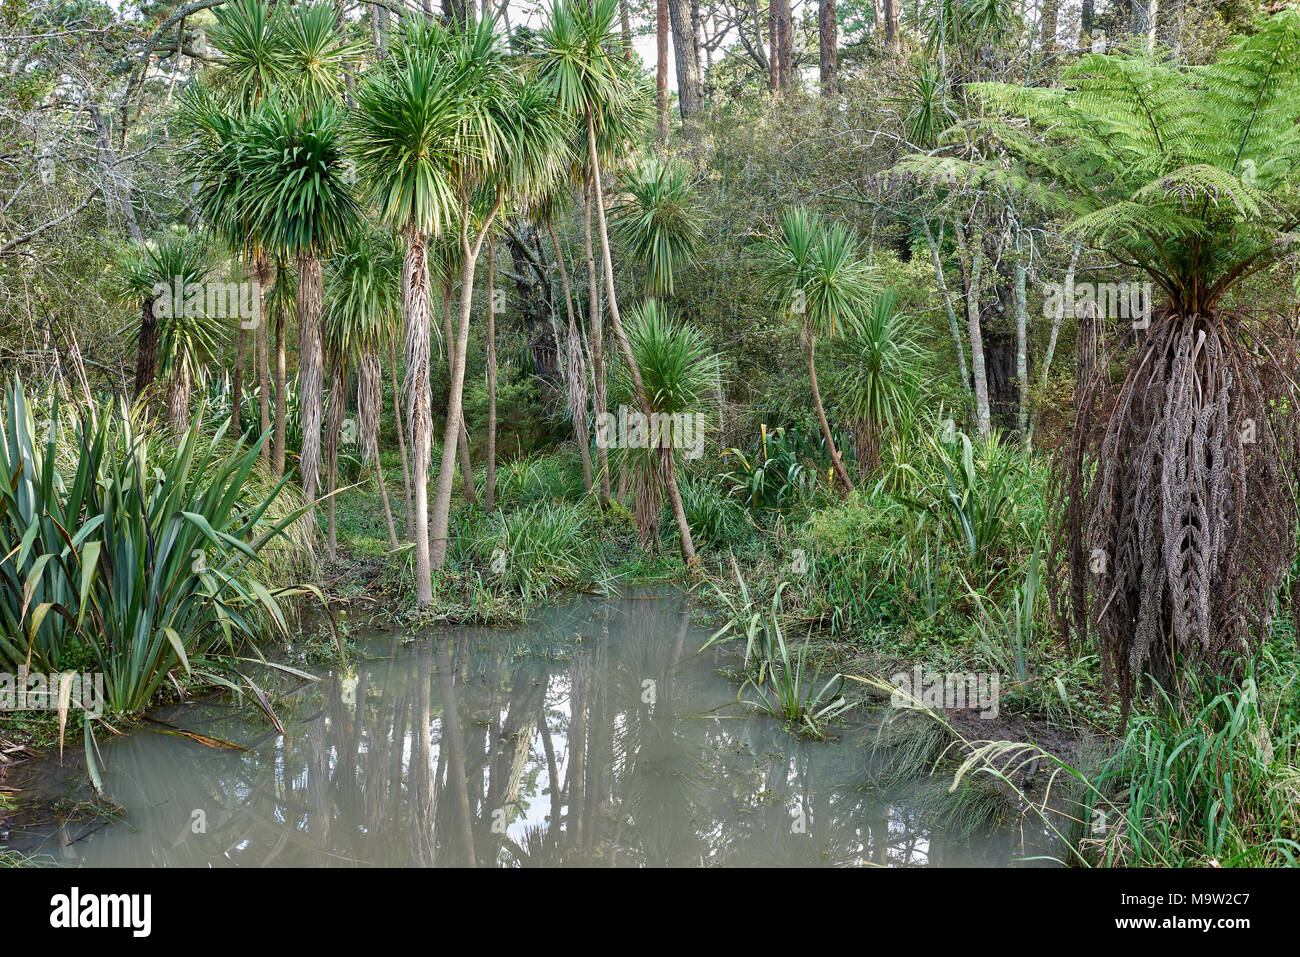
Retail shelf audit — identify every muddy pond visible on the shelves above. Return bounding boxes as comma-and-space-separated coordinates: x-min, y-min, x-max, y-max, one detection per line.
1, 591, 1054, 866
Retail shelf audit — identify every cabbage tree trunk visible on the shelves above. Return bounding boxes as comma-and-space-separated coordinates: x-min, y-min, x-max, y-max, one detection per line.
485, 236, 497, 511
586, 109, 697, 567
359, 348, 399, 549
402, 225, 435, 605
297, 253, 325, 537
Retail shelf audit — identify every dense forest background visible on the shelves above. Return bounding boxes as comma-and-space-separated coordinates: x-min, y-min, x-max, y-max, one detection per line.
3, 0, 1300, 867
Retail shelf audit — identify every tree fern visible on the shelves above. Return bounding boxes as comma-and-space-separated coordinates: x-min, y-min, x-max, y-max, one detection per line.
914, 11, 1300, 715
954, 12, 1300, 312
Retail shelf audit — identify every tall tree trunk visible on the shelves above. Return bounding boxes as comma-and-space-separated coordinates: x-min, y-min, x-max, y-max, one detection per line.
657, 0, 669, 141
434, 641, 477, 866
776, 0, 791, 88
403, 226, 436, 604
566, 650, 587, 844
485, 237, 497, 511
668, 0, 702, 119
548, 220, 593, 493
1038, 243, 1079, 395
538, 692, 563, 839
767, 3, 779, 90
746, 0, 769, 81
441, 283, 477, 505
325, 359, 345, 561
134, 297, 158, 399
819, 0, 837, 95
166, 358, 191, 431
360, 347, 399, 548
1040, 0, 1058, 59
1079, 0, 1095, 49
954, 223, 992, 437
806, 335, 855, 493
584, 181, 612, 506
922, 217, 971, 396
1031, 242, 1080, 442
231, 318, 246, 438
255, 252, 272, 467
692, 0, 706, 98
372, 0, 389, 55
88, 104, 143, 243
1013, 224, 1030, 446
411, 646, 436, 864
620, 0, 633, 57
430, 192, 502, 574
389, 334, 415, 538
1141, 0, 1158, 50
586, 110, 697, 567
884, 0, 899, 51
297, 253, 325, 535
273, 303, 287, 479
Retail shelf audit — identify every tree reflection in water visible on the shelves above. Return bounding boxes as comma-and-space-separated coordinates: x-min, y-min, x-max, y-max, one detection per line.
2, 593, 1055, 867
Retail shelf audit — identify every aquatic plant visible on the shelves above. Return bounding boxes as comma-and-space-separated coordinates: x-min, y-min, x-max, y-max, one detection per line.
728, 581, 850, 737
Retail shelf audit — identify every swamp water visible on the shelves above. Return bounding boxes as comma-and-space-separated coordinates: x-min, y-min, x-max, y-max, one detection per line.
1, 592, 1052, 866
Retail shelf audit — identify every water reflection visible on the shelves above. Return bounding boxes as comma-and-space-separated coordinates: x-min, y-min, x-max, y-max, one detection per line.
2, 593, 1048, 867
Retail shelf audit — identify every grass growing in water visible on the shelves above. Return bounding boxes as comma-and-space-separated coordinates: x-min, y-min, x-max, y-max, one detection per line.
708, 574, 850, 737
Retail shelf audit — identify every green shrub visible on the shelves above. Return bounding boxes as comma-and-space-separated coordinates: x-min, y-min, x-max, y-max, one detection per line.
475, 500, 596, 602
899, 426, 1042, 577
677, 475, 747, 550
488, 449, 588, 506
720, 425, 821, 515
